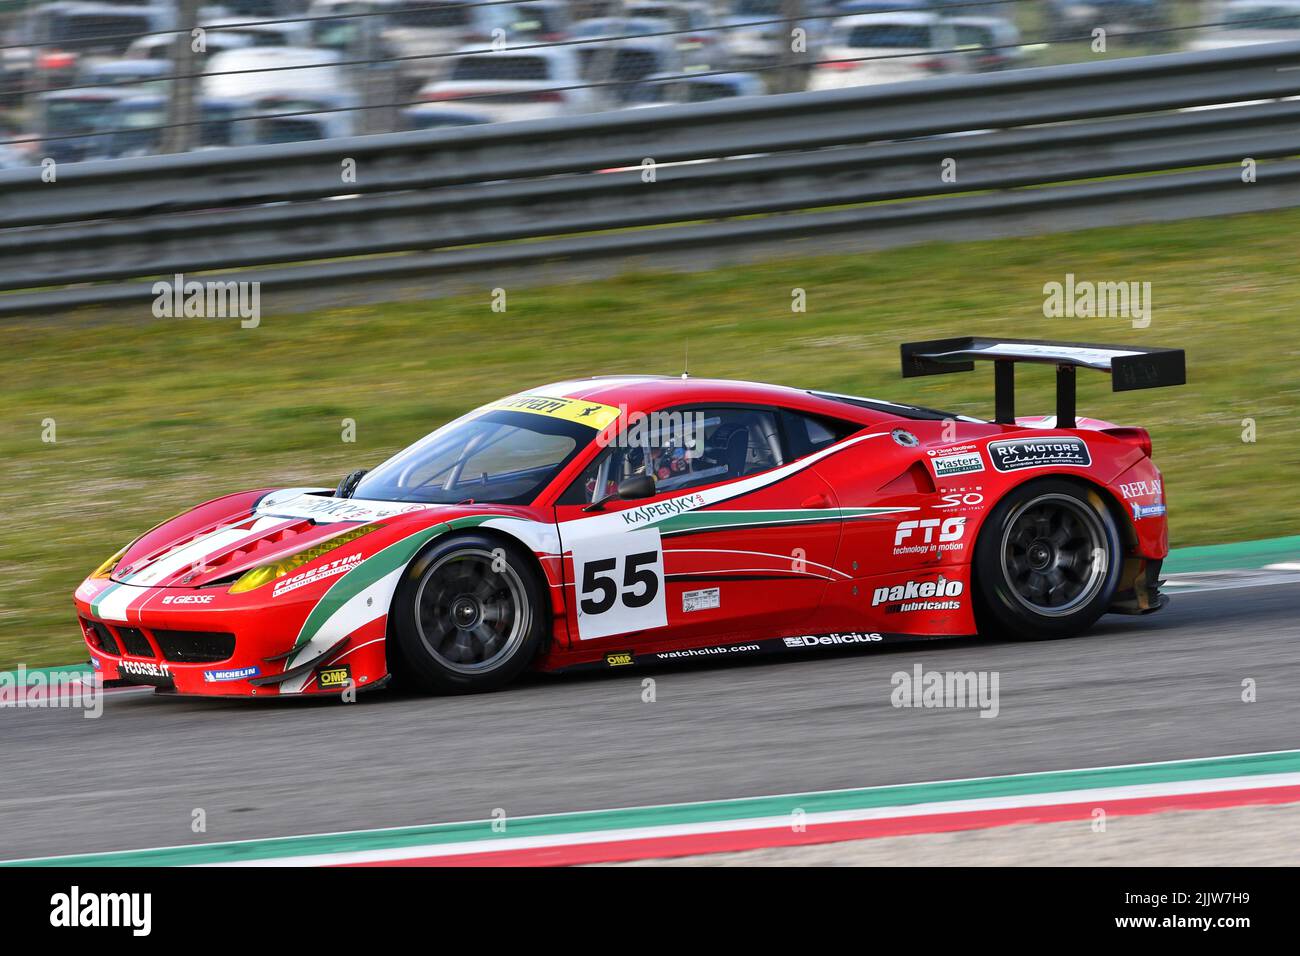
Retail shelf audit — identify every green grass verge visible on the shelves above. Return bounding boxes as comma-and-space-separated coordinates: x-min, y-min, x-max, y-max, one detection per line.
4, 205, 1299, 668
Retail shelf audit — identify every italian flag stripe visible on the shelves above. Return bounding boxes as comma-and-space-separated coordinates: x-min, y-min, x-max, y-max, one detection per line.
6, 750, 1299, 867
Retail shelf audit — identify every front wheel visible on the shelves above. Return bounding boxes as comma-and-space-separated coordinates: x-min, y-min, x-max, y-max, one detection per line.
973, 479, 1123, 641
388, 533, 546, 694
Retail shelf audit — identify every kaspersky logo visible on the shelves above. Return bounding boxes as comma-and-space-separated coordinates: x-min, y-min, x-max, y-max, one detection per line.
872, 576, 964, 608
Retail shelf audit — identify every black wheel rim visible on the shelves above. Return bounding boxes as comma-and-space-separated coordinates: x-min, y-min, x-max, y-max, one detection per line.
414, 548, 530, 675
999, 493, 1108, 618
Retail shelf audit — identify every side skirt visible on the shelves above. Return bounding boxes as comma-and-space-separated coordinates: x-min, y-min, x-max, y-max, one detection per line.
550, 631, 980, 674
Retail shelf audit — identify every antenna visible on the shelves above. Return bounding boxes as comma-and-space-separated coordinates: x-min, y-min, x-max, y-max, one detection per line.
682, 343, 689, 380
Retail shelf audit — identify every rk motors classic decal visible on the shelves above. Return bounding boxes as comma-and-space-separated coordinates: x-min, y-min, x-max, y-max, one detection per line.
987, 437, 1091, 472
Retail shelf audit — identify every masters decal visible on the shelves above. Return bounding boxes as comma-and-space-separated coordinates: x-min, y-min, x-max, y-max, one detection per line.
928, 445, 985, 479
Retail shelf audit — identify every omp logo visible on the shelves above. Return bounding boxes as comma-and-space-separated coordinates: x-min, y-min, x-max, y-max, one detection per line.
317, 666, 351, 689
50, 886, 151, 936
604, 652, 634, 667
871, 576, 964, 609
893, 517, 965, 555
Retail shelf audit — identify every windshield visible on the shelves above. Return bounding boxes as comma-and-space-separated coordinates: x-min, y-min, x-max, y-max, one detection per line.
843, 24, 934, 48
451, 55, 553, 80
353, 410, 591, 504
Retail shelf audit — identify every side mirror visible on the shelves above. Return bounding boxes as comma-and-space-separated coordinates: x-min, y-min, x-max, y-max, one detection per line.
335, 468, 368, 499
616, 474, 656, 501
583, 474, 657, 512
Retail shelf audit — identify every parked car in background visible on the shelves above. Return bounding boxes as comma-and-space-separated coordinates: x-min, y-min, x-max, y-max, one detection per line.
1044, 0, 1174, 45
381, 0, 519, 82
401, 103, 493, 128
626, 70, 765, 105
203, 46, 347, 99
571, 18, 686, 105
419, 46, 592, 122
1190, 0, 1300, 51
950, 15, 1024, 72
19, 1, 178, 93
810, 12, 963, 91
248, 94, 359, 142
504, 0, 573, 43
211, 19, 315, 48
624, 2, 722, 67
76, 57, 171, 92
721, 0, 825, 79
126, 28, 252, 60
37, 85, 134, 162
97, 93, 253, 157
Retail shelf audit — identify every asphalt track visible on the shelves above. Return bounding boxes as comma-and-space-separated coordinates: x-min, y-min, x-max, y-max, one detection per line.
1, 580, 1297, 861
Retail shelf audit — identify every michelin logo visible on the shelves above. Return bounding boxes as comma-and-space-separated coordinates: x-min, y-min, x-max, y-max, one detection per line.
1131, 502, 1167, 520
203, 666, 260, 683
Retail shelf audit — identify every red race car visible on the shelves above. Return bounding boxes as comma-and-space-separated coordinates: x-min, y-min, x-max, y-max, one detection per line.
73, 337, 1184, 697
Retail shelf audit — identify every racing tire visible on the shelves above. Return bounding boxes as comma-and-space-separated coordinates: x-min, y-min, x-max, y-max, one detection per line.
388, 533, 547, 694
973, 478, 1123, 641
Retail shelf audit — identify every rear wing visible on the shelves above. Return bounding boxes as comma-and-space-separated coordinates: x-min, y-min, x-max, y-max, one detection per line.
900, 337, 1185, 428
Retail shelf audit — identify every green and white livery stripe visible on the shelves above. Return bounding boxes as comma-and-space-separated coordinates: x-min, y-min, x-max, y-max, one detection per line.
282, 515, 514, 691
90, 582, 147, 623
656, 506, 911, 536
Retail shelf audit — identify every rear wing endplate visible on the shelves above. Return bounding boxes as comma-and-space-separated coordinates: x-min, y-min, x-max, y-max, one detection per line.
900, 337, 1185, 428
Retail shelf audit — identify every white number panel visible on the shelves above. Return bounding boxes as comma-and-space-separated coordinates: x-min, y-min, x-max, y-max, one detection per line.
569, 527, 667, 640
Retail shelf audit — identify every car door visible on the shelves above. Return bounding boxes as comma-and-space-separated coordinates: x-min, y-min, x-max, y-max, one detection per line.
552, 404, 842, 651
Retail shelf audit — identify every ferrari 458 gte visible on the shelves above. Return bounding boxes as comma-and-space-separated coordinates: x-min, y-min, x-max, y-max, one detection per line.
74, 337, 1184, 697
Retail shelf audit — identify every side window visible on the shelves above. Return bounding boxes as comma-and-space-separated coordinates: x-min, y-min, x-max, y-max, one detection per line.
780, 409, 862, 459
559, 406, 786, 504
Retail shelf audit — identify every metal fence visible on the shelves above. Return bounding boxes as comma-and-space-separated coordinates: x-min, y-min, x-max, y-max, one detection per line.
3, 38, 1300, 315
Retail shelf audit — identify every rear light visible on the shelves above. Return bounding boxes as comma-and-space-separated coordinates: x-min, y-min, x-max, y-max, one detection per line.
38, 50, 76, 70
1103, 426, 1153, 458
918, 58, 946, 73
818, 60, 859, 71
527, 91, 564, 102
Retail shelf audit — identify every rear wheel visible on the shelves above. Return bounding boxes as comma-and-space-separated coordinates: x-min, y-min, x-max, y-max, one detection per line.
389, 533, 546, 693
973, 479, 1123, 640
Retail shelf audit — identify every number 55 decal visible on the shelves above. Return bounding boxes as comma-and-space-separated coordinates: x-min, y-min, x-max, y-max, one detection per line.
571, 528, 667, 640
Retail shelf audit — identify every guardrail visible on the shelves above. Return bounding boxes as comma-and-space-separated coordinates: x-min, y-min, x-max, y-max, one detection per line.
4, 40, 1300, 316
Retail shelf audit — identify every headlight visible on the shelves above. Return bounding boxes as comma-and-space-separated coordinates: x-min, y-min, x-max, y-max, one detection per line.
227, 523, 378, 594
90, 544, 130, 580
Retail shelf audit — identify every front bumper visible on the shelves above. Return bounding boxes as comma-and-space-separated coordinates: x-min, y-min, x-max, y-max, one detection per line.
74, 580, 389, 696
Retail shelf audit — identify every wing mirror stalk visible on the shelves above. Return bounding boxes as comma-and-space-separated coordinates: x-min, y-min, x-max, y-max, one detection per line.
583, 474, 656, 512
